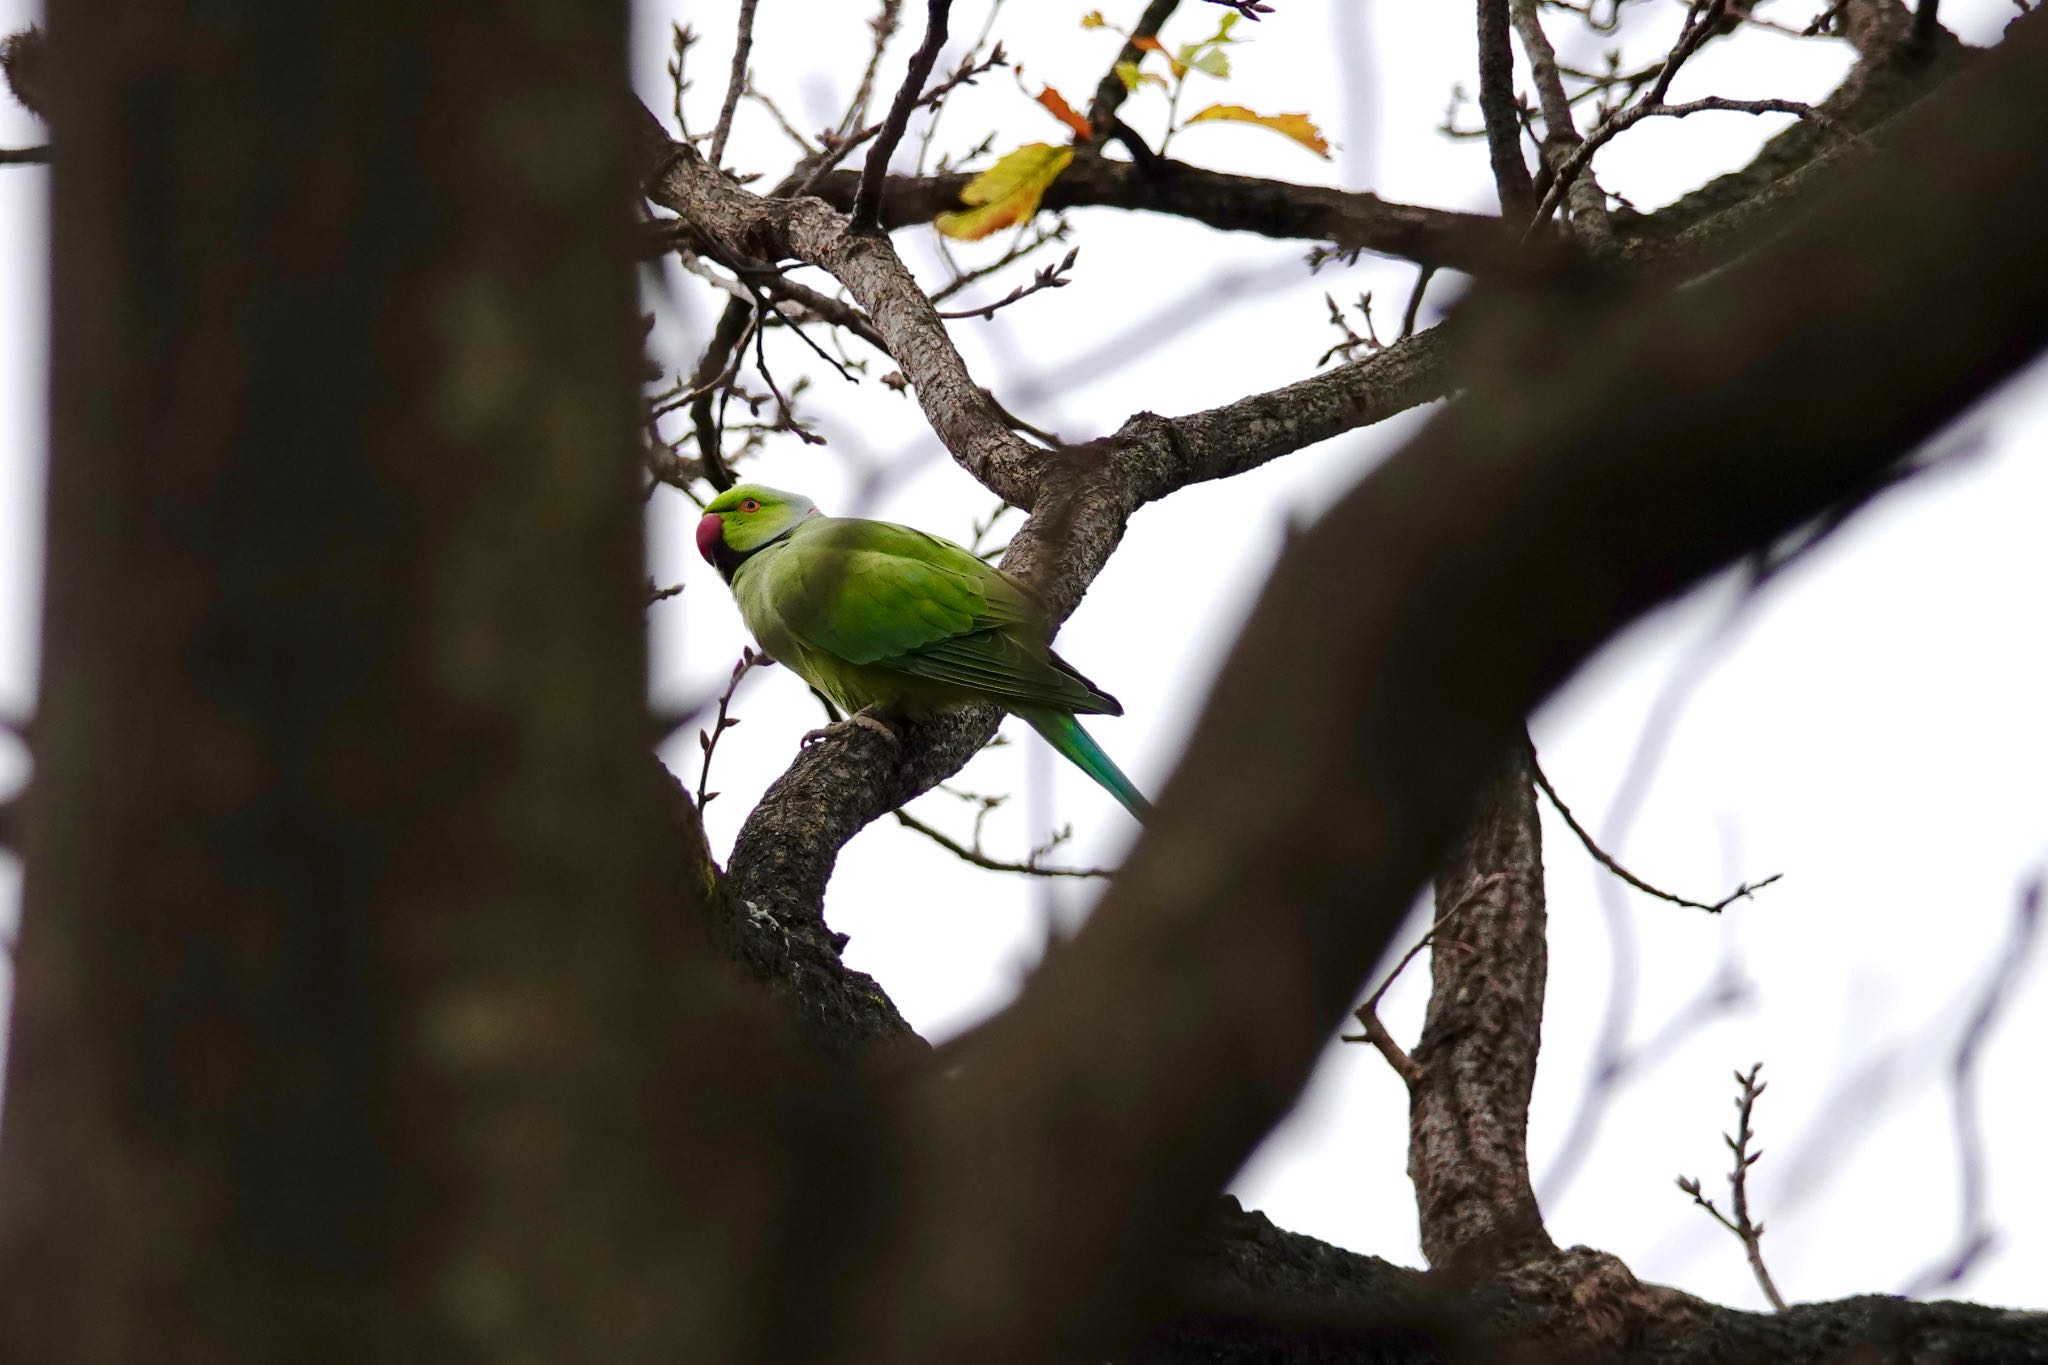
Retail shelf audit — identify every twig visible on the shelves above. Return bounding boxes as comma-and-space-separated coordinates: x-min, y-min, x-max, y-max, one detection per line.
667, 23, 698, 139
893, 808, 1114, 878
1512, 0, 1614, 243
708, 0, 761, 168
1647, 0, 1726, 108
746, 296, 829, 443
1341, 873, 1494, 1080
852, 0, 953, 231
842, 0, 907, 138
928, 217, 1072, 305
0, 146, 48, 165
1316, 291, 1383, 368
1400, 266, 1438, 339
1087, 0, 1181, 140
745, 77, 818, 154
800, 43, 1007, 197
695, 647, 772, 808
1678, 1063, 1788, 1311
1527, 5, 1831, 234
937, 248, 1079, 320
1529, 742, 1781, 913
1904, 875, 2042, 1295
1347, 1007, 1424, 1086
644, 579, 685, 606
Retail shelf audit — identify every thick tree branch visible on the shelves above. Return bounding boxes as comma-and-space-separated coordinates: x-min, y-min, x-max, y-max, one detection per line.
1408, 745, 1556, 1280
803, 21, 1959, 276
805, 19, 2048, 1360
813, 151, 1523, 274
1513, 0, 1617, 248
642, 107, 1045, 507
653, 10, 1995, 1039
1477, 0, 1537, 218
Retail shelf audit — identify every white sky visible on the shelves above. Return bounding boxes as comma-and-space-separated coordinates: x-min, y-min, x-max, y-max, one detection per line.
4, 0, 2044, 1317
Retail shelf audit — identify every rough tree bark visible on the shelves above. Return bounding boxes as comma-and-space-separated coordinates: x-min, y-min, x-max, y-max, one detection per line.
0, 3, 803, 1362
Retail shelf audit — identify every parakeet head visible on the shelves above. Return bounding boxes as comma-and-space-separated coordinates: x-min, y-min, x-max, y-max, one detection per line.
697, 483, 819, 578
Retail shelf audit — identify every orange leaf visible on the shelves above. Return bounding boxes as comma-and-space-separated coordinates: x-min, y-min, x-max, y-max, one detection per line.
935, 144, 1075, 241
1035, 85, 1091, 138
1184, 104, 1330, 158
1132, 34, 1187, 79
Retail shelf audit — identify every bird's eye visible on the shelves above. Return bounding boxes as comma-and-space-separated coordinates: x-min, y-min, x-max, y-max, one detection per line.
741, 498, 761, 513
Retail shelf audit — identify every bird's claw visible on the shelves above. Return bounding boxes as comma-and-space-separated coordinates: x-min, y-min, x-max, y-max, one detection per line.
801, 712, 899, 748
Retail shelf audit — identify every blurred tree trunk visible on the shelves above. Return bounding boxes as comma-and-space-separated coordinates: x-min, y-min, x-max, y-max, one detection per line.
0, 4, 760, 1361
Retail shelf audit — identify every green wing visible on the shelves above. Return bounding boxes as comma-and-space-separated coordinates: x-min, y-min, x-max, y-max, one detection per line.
757, 517, 1115, 713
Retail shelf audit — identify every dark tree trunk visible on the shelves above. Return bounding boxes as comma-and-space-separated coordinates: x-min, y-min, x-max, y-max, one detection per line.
0, 4, 762, 1361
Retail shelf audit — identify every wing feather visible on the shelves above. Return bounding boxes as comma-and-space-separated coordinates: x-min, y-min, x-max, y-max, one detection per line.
752, 517, 1112, 711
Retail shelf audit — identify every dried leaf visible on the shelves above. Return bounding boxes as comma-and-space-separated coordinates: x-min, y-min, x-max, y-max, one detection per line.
935, 143, 1075, 241
1080, 9, 1108, 27
1035, 85, 1091, 138
1184, 103, 1331, 157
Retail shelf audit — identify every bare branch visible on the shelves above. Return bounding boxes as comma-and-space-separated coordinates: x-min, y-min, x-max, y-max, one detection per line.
696, 647, 773, 809
1512, 0, 1617, 245
812, 152, 1521, 274
709, 0, 761, 168
1408, 748, 1556, 1277
852, 0, 953, 232
1904, 875, 2043, 1296
1478, 0, 1538, 216
892, 808, 1114, 878
1529, 743, 1783, 913
842, 0, 906, 137
0, 145, 48, 165
1678, 1063, 1788, 1311
1532, 95, 1828, 235
936, 247, 1079, 321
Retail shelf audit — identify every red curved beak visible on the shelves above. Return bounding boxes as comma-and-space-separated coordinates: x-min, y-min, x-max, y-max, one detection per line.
695, 512, 725, 565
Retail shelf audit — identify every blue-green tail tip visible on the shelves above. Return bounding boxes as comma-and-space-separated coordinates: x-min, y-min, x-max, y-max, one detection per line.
1017, 708, 1151, 823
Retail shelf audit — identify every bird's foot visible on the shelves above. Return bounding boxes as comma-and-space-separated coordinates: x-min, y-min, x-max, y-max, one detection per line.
801, 711, 899, 748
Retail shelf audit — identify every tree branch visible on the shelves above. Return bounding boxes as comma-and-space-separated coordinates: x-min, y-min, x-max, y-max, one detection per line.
812, 151, 1523, 274
1477, 0, 1537, 217
804, 19, 2048, 1358
852, 0, 951, 231
708, 0, 760, 168
1409, 745, 1556, 1279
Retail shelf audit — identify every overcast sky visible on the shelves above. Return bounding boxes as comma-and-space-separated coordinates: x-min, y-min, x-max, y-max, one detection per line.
3, 0, 2043, 1314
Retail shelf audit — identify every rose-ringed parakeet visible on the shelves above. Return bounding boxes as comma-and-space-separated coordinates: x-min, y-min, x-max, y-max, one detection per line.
696, 483, 1150, 820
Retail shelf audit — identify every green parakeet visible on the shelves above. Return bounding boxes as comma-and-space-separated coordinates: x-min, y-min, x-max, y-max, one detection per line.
696, 483, 1150, 820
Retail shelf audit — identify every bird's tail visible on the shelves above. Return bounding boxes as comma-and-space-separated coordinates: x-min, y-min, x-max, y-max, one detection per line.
1015, 707, 1152, 822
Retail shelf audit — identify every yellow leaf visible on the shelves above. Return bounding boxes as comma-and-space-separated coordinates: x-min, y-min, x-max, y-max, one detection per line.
1113, 60, 1165, 92
1081, 9, 1108, 27
1035, 85, 1091, 138
1184, 104, 1331, 158
935, 144, 1075, 241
